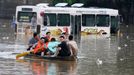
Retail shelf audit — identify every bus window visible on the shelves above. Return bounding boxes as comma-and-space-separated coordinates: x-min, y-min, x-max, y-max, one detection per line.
111, 16, 119, 33
111, 16, 118, 27
96, 15, 109, 27
44, 13, 56, 26
17, 12, 36, 22
82, 14, 95, 26
57, 14, 70, 26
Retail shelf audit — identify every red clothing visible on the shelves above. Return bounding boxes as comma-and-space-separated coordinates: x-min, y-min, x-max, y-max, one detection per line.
44, 42, 49, 49
34, 41, 45, 54
63, 27, 69, 34
44, 35, 51, 41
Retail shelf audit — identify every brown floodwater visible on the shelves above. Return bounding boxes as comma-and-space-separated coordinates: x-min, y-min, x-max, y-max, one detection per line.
0, 21, 134, 75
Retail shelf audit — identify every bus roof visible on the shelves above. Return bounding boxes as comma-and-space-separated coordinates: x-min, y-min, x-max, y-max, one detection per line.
16, 5, 37, 12
16, 5, 36, 8
39, 6, 119, 16
16, 4, 119, 16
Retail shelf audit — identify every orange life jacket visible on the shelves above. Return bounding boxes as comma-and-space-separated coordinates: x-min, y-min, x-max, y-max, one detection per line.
46, 42, 49, 47
34, 41, 45, 54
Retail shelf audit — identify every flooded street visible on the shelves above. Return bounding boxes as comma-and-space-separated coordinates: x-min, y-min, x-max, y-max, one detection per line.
0, 22, 134, 75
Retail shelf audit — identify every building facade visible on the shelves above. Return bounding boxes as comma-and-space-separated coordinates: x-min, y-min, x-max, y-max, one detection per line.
0, 0, 51, 19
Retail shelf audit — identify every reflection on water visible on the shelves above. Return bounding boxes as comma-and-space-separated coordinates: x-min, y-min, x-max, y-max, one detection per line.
16, 59, 77, 75
0, 21, 134, 75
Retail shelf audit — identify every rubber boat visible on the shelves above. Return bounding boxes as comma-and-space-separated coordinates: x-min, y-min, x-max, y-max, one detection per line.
24, 54, 77, 61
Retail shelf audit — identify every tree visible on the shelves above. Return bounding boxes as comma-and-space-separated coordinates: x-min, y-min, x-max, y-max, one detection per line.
52, 0, 76, 5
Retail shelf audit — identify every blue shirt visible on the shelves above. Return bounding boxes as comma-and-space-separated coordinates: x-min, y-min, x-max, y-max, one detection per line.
28, 37, 38, 46
48, 41, 60, 53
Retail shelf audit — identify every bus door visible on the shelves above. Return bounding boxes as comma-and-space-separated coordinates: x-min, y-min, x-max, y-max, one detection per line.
40, 13, 57, 37
71, 15, 81, 42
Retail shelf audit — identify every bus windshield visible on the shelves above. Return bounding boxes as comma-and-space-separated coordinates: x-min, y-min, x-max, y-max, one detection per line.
82, 14, 95, 26
96, 15, 109, 27
17, 12, 36, 22
58, 14, 70, 26
44, 13, 57, 26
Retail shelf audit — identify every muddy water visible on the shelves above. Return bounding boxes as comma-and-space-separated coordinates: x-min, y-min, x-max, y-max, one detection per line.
0, 22, 134, 75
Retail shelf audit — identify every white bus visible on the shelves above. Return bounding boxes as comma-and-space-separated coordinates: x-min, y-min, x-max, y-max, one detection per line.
15, 3, 120, 37
77, 7, 119, 36
15, 5, 37, 34
37, 5, 119, 37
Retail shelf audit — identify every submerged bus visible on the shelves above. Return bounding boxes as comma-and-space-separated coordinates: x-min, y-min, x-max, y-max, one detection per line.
15, 3, 120, 37
15, 5, 37, 34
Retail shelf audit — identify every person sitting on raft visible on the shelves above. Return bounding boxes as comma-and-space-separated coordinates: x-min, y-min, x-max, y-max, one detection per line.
44, 31, 51, 41
27, 32, 40, 51
30, 37, 49, 56
53, 35, 71, 57
47, 37, 60, 55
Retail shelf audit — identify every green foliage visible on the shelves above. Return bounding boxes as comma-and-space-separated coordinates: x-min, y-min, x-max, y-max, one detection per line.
52, 0, 76, 5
